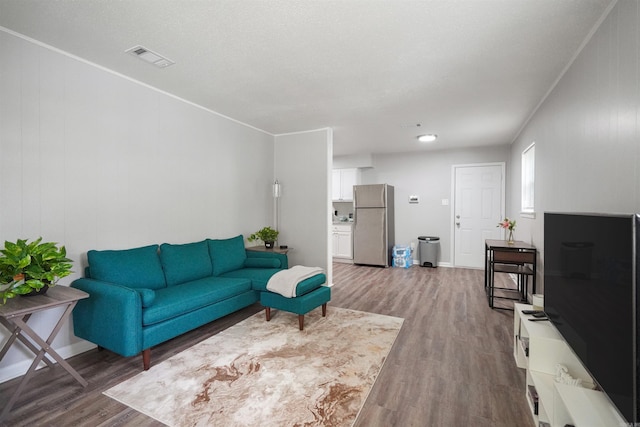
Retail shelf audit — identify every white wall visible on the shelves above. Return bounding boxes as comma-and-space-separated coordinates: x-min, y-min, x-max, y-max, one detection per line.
360, 146, 510, 265
508, 0, 640, 290
0, 30, 275, 381
274, 129, 332, 283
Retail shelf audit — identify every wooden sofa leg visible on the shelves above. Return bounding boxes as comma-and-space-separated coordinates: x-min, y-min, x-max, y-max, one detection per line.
299, 315, 304, 331
143, 348, 151, 371
265, 307, 271, 321
322, 303, 327, 317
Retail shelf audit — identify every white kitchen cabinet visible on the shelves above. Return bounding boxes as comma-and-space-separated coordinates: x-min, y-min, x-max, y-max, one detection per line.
332, 224, 353, 259
332, 168, 360, 201
331, 170, 342, 201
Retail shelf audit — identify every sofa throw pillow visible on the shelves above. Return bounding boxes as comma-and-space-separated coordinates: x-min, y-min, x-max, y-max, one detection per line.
160, 240, 213, 286
208, 235, 247, 276
88, 245, 166, 290
244, 257, 281, 269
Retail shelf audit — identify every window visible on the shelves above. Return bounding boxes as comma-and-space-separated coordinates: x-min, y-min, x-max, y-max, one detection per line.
521, 142, 535, 217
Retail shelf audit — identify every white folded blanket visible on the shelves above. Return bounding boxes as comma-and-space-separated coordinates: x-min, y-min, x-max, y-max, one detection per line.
266, 265, 324, 298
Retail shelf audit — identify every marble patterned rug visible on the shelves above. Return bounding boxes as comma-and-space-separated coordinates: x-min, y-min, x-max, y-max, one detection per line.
104, 307, 403, 427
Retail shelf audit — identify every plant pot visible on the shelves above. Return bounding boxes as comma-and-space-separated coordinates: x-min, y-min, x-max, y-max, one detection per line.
264, 241, 275, 249
21, 284, 49, 297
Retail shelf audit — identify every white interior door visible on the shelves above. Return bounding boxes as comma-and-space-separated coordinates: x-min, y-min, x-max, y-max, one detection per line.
453, 164, 504, 268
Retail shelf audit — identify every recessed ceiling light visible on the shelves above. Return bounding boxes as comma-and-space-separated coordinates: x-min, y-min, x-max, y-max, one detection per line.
418, 134, 437, 143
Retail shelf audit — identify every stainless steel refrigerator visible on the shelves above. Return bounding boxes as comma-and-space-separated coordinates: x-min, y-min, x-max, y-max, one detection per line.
353, 184, 395, 267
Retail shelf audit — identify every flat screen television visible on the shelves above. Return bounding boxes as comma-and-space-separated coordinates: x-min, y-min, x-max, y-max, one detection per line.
544, 212, 639, 424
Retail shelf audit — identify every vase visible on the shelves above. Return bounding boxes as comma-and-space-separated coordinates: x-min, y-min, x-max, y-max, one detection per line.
507, 230, 515, 244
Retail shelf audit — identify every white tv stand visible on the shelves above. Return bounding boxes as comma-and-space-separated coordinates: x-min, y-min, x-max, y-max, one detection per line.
513, 303, 626, 427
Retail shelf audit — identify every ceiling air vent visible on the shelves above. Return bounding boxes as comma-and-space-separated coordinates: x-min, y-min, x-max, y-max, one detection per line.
125, 45, 174, 68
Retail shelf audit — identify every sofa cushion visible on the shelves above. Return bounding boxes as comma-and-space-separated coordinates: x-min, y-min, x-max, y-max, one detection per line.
88, 245, 166, 290
208, 235, 247, 276
244, 257, 281, 269
220, 268, 283, 292
160, 240, 213, 287
142, 276, 252, 326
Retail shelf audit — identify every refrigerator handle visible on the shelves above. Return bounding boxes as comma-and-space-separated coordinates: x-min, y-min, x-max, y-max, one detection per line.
353, 186, 357, 208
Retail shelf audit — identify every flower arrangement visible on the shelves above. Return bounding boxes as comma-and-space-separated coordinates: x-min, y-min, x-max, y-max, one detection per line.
497, 218, 516, 243
497, 218, 516, 231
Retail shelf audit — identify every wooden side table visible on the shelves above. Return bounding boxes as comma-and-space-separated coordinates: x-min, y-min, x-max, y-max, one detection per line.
246, 245, 291, 255
0, 285, 89, 420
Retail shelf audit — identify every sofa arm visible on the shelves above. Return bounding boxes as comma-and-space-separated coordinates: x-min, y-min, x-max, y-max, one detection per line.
245, 250, 288, 269
71, 278, 144, 357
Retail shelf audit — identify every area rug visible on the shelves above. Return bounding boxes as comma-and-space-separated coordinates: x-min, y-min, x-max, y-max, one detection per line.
104, 307, 403, 427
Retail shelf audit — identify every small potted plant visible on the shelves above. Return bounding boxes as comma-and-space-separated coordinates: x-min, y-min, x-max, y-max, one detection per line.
247, 226, 279, 249
0, 237, 73, 303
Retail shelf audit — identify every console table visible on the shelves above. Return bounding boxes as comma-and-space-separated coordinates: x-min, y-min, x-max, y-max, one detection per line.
0, 286, 89, 420
513, 303, 625, 426
485, 239, 536, 309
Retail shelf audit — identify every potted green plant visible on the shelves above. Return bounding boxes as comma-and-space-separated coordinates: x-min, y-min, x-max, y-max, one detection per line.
247, 226, 279, 249
0, 237, 73, 303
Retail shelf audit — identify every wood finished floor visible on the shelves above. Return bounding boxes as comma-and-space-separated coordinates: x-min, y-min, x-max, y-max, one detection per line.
0, 264, 532, 426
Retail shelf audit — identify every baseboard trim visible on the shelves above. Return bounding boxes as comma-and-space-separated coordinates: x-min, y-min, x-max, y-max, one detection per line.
411, 260, 451, 268
0, 340, 96, 384
332, 258, 354, 264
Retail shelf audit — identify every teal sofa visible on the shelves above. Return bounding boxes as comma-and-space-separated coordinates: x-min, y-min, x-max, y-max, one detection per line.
71, 235, 326, 370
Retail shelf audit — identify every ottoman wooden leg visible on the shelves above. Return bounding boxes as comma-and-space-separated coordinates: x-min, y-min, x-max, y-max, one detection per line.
322, 303, 327, 317
298, 315, 304, 331
265, 307, 271, 321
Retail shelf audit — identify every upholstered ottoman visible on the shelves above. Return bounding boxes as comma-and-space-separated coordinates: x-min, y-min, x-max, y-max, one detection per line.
261, 273, 330, 330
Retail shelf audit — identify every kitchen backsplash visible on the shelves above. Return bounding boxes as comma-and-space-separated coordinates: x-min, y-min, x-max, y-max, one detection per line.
333, 201, 353, 221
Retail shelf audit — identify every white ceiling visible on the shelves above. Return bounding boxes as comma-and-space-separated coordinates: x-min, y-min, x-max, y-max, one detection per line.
0, 0, 613, 156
